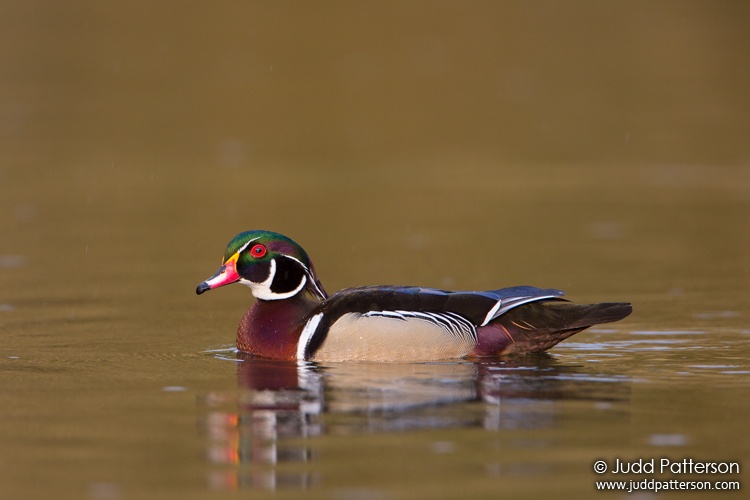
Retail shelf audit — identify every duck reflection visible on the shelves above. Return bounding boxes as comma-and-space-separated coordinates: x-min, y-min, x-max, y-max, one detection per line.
203, 356, 323, 490
201, 353, 629, 490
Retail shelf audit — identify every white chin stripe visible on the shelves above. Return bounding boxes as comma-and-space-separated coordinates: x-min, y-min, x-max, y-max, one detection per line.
241, 258, 307, 300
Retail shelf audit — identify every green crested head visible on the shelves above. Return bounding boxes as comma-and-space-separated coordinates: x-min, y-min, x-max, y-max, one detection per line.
197, 230, 327, 301
223, 230, 310, 267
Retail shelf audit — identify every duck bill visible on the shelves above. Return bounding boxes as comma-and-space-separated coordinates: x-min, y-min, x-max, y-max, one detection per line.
196, 253, 241, 295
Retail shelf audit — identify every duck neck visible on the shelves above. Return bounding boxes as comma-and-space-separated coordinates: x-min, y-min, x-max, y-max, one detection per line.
236, 294, 319, 360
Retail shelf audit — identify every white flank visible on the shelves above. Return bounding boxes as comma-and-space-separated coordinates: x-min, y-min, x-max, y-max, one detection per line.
363, 310, 476, 341
297, 313, 324, 360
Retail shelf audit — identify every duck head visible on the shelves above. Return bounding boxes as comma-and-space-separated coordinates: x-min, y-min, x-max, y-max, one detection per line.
196, 230, 328, 301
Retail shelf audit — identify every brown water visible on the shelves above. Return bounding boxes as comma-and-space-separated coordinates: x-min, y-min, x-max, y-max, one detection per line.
1, 2, 749, 499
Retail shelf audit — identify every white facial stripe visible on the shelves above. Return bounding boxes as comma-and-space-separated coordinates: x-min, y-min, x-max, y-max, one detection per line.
257, 256, 276, 289
309, 278, 327, 300
239, 258, 308, 300
281, 254, 327, 299
297, 312, 324, 360
231, 237, 260, 260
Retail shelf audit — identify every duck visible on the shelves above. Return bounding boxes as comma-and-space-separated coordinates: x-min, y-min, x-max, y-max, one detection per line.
196, 230, 632, 362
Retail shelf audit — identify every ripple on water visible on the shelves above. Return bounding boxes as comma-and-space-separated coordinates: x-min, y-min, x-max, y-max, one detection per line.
649, 434, 690, 446
562, 339, 691, 352
689, 364, 740, 369
162, 386, 188, 392
630, 330, 706, 335
204, 345, 241, 362
694, 311, 741, 320
0, 255, 27, 268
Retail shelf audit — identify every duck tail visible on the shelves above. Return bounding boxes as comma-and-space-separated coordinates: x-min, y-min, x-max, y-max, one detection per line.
473, 300, 632, 356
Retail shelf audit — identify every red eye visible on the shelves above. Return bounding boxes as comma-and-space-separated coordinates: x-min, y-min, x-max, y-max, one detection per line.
249, 244, 267, 258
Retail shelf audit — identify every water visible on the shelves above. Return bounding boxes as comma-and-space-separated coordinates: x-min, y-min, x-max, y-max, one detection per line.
2, 2, 750, 499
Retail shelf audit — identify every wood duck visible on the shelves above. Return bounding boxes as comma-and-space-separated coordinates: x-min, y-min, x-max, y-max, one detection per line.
196, 230, 632, 362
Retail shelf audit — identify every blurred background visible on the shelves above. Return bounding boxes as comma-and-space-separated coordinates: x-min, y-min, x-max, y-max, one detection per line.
1, 2, 749, 497
2, 0, 750, 343
2, 1, 748, 321
4, 1, 749, 165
